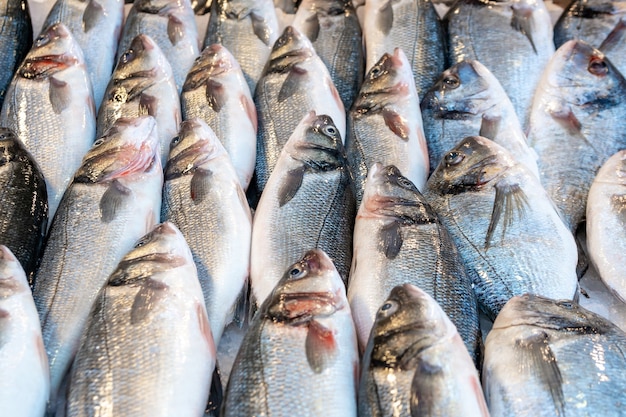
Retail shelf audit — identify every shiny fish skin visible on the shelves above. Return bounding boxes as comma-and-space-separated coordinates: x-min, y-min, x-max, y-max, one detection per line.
421, 60, 539, 178
162, 118, 251, 345
1, 23, 96, 221
444, 0, 554, 129
359, 284, 489, 417
425, 136, 578, 319
484, 294, 626, 417
43, 0, 124, 111
0, 128, 47, 279
65, 222, 216, 417
527, 40, 626, 233
250, 112, 354, 307
97, 34, 181, 167
33, 116, 163, 412
181, 44, 257, 190
223, 249, 358, 417
347, 164, 481, 362
587, 150, 626, 303
0, 246, 49, 417
204, 0, 279, 94
0, 0, 32, 108
346, 48, 429, 207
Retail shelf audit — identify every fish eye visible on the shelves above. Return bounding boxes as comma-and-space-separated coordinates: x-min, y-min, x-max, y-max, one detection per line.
35, 33, 50, 47
378, 300, 399, 317
134, 235, 151, 248
445, 151, 464, 166
93, 138, 105, 147
397, 176, 413, 188
170, 136, 181, 148
323, 125, 337, 136
443, 75, 460, 89
370, 65, 383, 78
558, 301, 574, 309
289, 264, 308, 279
121, 50, 136, 64
588, 57, 608, 76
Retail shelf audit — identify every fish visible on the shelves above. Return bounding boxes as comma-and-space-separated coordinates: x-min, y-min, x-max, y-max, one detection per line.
0, 245, 50, 417
444, 0, 555, 129
65, 222, 216, 417
118, 0, 199, 92
222, 249, 359, 417
204, 0, 280, 94
587, 150, 626, 303
362, 0, 445, 99
527, 40, 626, 233
97, 34, 181, 167
346, 48, 429, 207
424, 136, 578, 319
292, 0, 364, 110
0, 128, 47, 280
0, 0, 32, 108
162, 118, 251, 345
483, 294, 626, 417
421, 59, 539, 178
181, 44, 257, 190
0, 22, 96, 221
251, 25, 346, 201
42, 0, 125, 110
347, 163, 481, 362
250, 111, 354, 307
359, 284, 489, 417
32, 116, 162, 413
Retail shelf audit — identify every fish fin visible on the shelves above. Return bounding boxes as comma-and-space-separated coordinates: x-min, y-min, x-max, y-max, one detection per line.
379, 221, 403, 259
139, 93, 158, 116
205, 364, 223, 416
130, 278, 169, 324
382, 109, 409, 140
278, 165, 306, 207
240, 94, 258, 132
49, 77, 71, 114
196, 302, 215, 354
469, 374, 491, 417
410, 358, 444, 416
190, 168, 213, 203
600, 19, 626, 54
83, 0, 104, 32
377, 1, 393, 35
100, 180, 132, 222
303, 14, 320, 42
548, 104, 582, 134
278, 67, 307, 102
248, 291, 259, 323
479, 115, 501, 140
306, 320, 338, 373
485, 180, 529, 249
167, 14, 184, 46
232, 277, 250, 328
510, 3, 537, 54
250, 11, 271, 45
206, 80, 226, 112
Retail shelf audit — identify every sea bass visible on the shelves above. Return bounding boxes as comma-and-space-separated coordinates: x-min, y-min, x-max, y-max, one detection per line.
32, 116, 162, 412
0, 0, 32, 108
223, 249, 359, 417
0, 22, 96, 220
347, 164, 481, 361
424, 136, 578, 319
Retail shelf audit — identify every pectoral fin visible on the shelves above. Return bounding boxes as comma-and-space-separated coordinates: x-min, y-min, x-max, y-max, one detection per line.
377, 1, 393, 35
479, 115, 501, 140
206, 80, 227, 112
278, 67, 307, 102
410, 359, 444, 417
83, 0, 104, 32
100, 180, 132, 222
382, 109, 409, 140
49, 77, 71, 114
600, 19, 626, 55
130, 278, 169, 324
251, 12, 271, 45
306, 320, 338, 373
303, 14, 320, 42
278, 165, 306, 207
379, 221, 403, 259
510, 3, 537, 54
167, 14, 184, 45
548, 103, 582, 134
190, 168, 213, 203
485, 181, 529, 249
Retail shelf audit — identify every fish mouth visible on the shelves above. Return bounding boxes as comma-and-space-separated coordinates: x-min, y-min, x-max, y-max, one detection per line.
19, 54, 79, 80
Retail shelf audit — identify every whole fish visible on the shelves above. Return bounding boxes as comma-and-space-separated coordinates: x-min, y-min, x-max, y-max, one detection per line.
1, 22, 96, 220
346, 48, 429, 207
32, 116, 162, 412
162, 118, 251, 345
484, 294, 626, 417
252, 25, 345, 200
204, 0, 280, 94
0, 246, 49, 417
587, 150, 626, 303
181, 44, 257, 190
292, 0, 363, 109
43, 0, 125, 110
97, 34, 181, 167
362, 0, 445, 99
118, 0, 199, 92
66, 222, 216, 417
424, 136, 578, 319
527, 40, 626, 232
421, 60, 539, 177
359, 284, 489, 417
444, 0, 555, 129
347, 163, 481, 362
0, 0, 32, 108
223, 249, 359, 417
250, 112, 354, 307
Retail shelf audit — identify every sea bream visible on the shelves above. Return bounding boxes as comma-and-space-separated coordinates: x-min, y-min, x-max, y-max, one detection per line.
424, 136, 578, 319
0, 22, 96, 221
223, 249, 359, 417
0, 0, 32, 108
32, 116, 162, 413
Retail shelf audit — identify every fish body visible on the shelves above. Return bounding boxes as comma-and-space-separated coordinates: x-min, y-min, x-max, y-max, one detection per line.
424, 136, 578, 319
0, 0, 32, 108
181, 44, 257, 190
32, 116, 163, 411
162, 118, 251, 345
1, 23, 96, 220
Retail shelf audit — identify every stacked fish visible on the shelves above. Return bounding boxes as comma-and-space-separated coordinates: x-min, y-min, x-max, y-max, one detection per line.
0, 0, 625, 416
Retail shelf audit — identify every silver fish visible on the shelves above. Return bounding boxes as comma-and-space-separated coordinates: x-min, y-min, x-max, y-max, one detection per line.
33, 116, 162, 412
424, 136, 578, 319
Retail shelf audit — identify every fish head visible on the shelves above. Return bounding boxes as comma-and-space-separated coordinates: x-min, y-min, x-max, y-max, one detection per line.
0, 246, 29, 299
114, 34, 167, 82
266, 26, 314, 73
287, 112, 346, 169
183, 44, 237, 92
